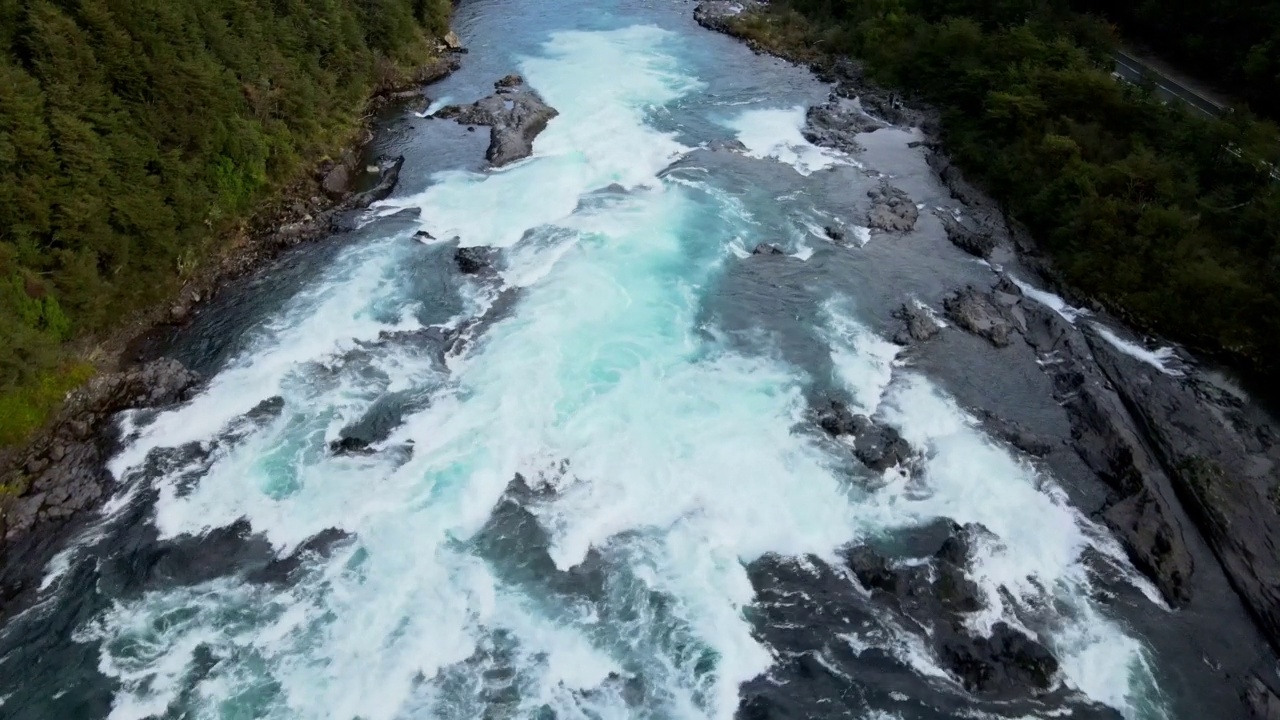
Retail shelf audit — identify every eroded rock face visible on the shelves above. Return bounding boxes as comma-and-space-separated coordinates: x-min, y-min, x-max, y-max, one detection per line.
1, 359, 201, 547
867, 184, 919, 233
892, 302, 941, 346
943, 281, 1027, 348
802, 94, 885, 154
435, 75, 559, 167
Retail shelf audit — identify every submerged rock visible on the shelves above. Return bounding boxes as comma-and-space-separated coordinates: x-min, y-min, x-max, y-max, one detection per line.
751, 242, 784, 256
867, 183, 919, 233
435, 75, 559, 167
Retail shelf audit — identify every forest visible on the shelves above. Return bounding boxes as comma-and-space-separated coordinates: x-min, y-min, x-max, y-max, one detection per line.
0, 0, 451, 445
731, 0, 1280, 393
1070, 0, 1280, 120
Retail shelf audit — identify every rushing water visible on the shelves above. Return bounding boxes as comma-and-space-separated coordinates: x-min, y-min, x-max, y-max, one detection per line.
0, 1, 1221, 718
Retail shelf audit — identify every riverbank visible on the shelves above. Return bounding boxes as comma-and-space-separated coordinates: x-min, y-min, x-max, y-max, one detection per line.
697, 1, 1280, 714
0, 0, 463, 451
0, 42, 462, 590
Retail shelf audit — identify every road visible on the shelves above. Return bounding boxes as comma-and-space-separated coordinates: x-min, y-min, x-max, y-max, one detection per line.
1111, 50, 1227, 119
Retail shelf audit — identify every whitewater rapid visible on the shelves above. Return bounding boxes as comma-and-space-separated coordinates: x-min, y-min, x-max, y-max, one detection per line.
33, 21, 1172, 720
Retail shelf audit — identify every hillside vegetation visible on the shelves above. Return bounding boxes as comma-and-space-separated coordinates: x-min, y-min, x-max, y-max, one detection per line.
730, 0, 1280, 388
1070, 0, 1280, 120
0, 0, 451, 445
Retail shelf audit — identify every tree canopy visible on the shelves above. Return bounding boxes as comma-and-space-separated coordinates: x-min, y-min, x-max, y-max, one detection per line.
0, 0, 450, 445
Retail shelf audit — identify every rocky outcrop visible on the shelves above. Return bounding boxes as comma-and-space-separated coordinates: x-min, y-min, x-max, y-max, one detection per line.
751, 242, 784, 256
1084, 326, 1280, 649
940, 213, 998, 259
975, 409, 1054, 457
817, 400, 913, 473
802, 94, 885, 154
866, 183, 918, 233
435, 75, 559, 167
1020, 302, 1196, 606
0, 360, 201, 544
943, 281, 1027, 348
454, 246, 494, 274
891, 302, 941, 345
693, 0, 764, 33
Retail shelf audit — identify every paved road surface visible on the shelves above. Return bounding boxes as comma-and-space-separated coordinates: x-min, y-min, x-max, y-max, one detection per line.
1112, 50, 1227, 118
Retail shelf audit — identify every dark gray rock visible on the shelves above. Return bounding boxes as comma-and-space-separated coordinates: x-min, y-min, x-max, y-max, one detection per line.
891, 302, 941, 345
2, 359, 201, 549
751, 243, 784, 256
1019, 301, 1196, 607
867, 184, 918, 233
802, 95, 884, 154
346, 155, 404, 209
454, 246, 493, 274
940, 214, 999, 258
976, 409, 1055, 457
693, 0, 764, 32
817, 400, 872, 437
436, 75, 559, 167
944, 286, 1017, 347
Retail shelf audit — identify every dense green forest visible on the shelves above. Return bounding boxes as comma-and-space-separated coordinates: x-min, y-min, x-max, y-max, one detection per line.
730, 0, 1280, 389
1070, 0, 1280, 119
0, 0, 451, 445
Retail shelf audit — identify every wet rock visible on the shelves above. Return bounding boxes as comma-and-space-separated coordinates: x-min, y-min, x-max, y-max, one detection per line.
436, 75, 559, 167
942, 284, 1018, 345
1019, 301, 1196, 607
247, 528, 352, 584
802, 94, 883, 154
1245, 675, 1280, 719
937, 621, 1058, 695
823, 225, 844, 242
853, 425, 912, 473
328, 436, 374, 456
940, 214, 998, 259
891, 302, 941, 345
414, 230, 435, 240
693, 0, 764, 32
454, 246, 493, 274
346, 155, 404, 209
866, 184, 918, 233
817, 400, 871, 437
1083, 324, 1280, 645
708, 138, 748, 152
321, 161, 352, 199
751, 243, 784, 256
976, 409, 1054, 457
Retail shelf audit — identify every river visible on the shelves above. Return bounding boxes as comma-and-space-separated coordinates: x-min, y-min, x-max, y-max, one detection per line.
0, 0, 1273, 718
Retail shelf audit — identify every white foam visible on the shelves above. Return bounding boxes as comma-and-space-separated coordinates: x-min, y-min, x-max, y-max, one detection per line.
1093, 324, 1182, 376
1007, 274, 1088, 322
724, 107, 849, 176
822, 306, 1168, 718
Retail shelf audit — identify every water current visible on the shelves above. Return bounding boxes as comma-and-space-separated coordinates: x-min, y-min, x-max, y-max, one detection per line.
0, 1, 1211, 718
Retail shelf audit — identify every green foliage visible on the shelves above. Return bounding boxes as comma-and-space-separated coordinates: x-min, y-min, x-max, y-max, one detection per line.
0, 361, 94, 448
1070, 0, 1280, 120
0, 0, 450, 446
734, 0, 1280, 381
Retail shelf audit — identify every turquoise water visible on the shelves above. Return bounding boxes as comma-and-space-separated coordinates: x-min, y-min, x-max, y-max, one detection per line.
0, 2, 1189, 719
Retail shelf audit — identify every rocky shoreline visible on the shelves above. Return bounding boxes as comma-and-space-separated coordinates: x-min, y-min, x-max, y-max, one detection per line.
697, 1, 1280, 715
0, 46, 467, 615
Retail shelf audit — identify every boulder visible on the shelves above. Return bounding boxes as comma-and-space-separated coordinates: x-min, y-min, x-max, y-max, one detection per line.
941, 214, 999, 259
891, 302, 941, 345
751, 243, 784, 256
944, 285, 1020, 348
346, 155, 405, 209
454, 246, 492, 274
436, 75, 560, 167
801, 95, 884, 154
867, 184, 919, 233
